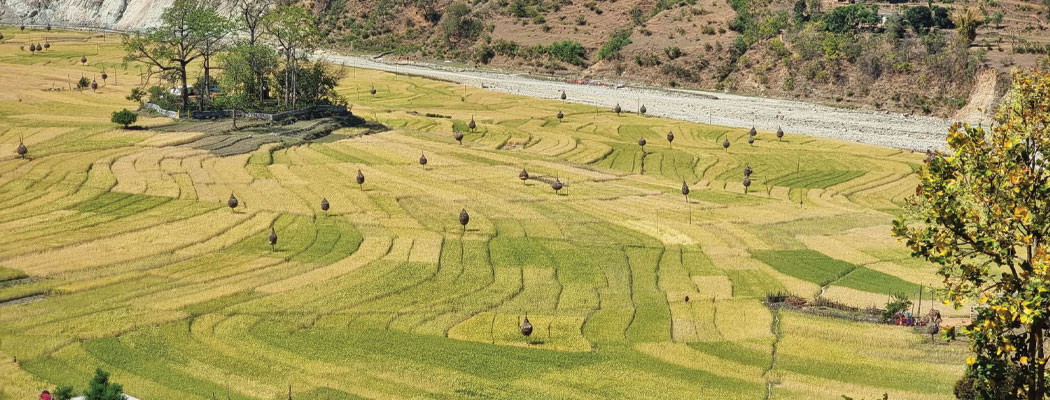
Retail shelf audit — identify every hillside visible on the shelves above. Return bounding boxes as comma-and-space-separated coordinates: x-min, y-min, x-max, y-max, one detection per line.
3, 0, 1046, 118
309, 0, 1048, 118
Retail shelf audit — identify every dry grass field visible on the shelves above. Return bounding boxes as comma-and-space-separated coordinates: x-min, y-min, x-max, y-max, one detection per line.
0, 29, 967, 399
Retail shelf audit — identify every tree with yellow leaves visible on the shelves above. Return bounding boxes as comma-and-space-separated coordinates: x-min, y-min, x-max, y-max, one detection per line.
954, 7, 985, 45
894, 69, 1050, 399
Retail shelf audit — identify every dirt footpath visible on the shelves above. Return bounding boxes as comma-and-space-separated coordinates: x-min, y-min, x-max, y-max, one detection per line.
319, 51, 957, 151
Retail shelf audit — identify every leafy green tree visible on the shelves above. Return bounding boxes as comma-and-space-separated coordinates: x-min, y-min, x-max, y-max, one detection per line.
126, 87, 146, 104
893, 70, 1050, 399
111, 109, 138, 128
793, 0, 807, 25
264, 5, 319, 109
85, 368, 124, 400
272, 61, 346, 107
54, 386, 75, 400
989, 11, 1004, 29
195, 2, 233, 110
218, 42, 278, 108
235, 0, 274, 104
931, 6, 954, 29
904, 6, 933, 35
884, 14, 906, 40
439, 3, 481, 45
123, 0, 222, 113
822, 4, 878, 33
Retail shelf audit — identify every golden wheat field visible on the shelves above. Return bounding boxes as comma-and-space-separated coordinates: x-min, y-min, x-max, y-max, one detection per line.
0, 29, 967, 399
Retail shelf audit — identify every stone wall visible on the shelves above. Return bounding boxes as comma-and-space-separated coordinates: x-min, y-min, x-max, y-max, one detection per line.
143, 103, 350, 121
142, 102, 178, 119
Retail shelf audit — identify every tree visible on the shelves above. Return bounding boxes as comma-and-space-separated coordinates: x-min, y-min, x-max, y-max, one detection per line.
880, 292, 912, 322
85, 368, 124, 400
793, 0, 807, 25
218, 42, 278, 106
904, 6, 934, 35
954, 7, 985, 44
194, 2, 233, 110
439, 3, 481, 45
272, 61, 346, 107
54, 386, 75, 400
893, 70, 1050, 399
111, 109, 138, 128
123, 0, 217, 114
989, 11, 1004, 29
264, 5, 318, 109
236, 0, 274, 104
822, 4, 879, 33
932, 6, 955, 29
885, 14, 907, 40
126, 87, 146, 104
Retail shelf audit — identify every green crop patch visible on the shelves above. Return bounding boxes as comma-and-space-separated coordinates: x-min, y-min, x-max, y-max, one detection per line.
299, 387, 367, 400
0, 266, 27, 282
752, 249, 856, 286
723, 270, 786, 298
689, 339, 772, 369
291, 217, 363, 265
251, 321, 602, 380
183, 290, 263, 316
489, 236, 556, 268
833, 266, 921, 296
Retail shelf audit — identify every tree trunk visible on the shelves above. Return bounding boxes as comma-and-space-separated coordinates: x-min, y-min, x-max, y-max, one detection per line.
179, 64, 190, 117
1030, 320, 1046, 400
199, 55, 211, 112
291, 53, 297, 109
285, 52, 292, 109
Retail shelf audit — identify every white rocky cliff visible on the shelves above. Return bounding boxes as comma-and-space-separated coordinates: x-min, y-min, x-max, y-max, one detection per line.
0, 0, 205, 31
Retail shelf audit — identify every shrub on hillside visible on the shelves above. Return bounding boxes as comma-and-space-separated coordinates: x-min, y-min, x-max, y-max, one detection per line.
598, 29, 632, 60
548, 40, 587, 66
635, 53, 661, 67
664, 46, 683, 60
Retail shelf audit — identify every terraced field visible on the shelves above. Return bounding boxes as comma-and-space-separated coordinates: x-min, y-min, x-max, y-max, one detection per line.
0, 30, 966, 399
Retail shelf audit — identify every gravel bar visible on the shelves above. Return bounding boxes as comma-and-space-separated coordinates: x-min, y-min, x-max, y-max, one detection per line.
318, 50, 952, 152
